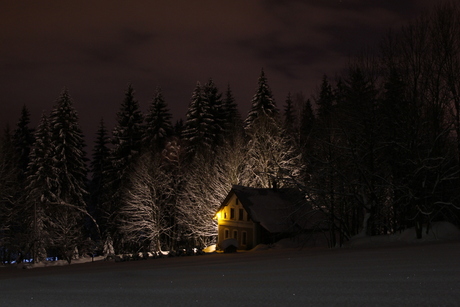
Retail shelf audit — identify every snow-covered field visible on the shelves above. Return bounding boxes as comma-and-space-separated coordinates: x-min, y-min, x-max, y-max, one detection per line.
1, 226, 460, 306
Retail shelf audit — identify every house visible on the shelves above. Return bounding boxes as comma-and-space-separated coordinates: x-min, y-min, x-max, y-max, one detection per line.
215, 185, 326, 250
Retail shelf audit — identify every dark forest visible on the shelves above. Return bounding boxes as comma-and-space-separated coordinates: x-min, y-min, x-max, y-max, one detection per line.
1, 2, 460, 263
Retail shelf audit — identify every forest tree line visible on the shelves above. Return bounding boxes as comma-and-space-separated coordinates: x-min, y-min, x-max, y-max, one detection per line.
1, 2, 460, 263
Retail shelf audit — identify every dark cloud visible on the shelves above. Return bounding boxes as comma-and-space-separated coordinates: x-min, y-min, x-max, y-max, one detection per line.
79, 28, 155, 66
120, 28, 155, 47
238, 34, 331, 80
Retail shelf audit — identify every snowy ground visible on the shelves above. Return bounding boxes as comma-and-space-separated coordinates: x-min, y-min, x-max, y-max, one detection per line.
1, 225, 460, 306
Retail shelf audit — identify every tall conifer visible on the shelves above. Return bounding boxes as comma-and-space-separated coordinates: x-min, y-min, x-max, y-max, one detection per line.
13, 105, 35, 181
222, 84, 243, 136
25, 113, 54, 262
48, 89, 88, 262
143, 87, 173, 153
183, 82, 214, 157
245, 69, 278, 130
105, 84, 143, 253
111, 84, 144, 179
89, 119, 110, 240
283, 92, 296, 137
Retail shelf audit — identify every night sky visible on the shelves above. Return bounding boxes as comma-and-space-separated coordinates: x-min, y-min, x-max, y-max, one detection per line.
1, 0, 432, 146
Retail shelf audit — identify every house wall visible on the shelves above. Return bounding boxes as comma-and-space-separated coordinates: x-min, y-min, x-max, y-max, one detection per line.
217, 194, 256, 250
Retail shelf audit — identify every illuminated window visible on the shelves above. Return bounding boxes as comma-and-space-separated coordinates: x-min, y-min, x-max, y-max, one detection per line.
242, 231, 247, 245
230, 208, 235, 219
238, 209, 244, 220
224, 229, 229, 239
233, 230, 238, 239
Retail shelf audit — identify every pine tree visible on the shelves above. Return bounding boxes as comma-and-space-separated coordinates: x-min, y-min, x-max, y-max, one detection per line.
245, 69, 279, 130
89, 119, 110, 240
173, 119, 184, 137
316, 75, 334, 120
203, 78, 225, 147
299, 99, 315, 148
222, 84, 243, 137
143, 87, 173, 153
49, 89, 88, 207
105, 84, 144, 253
182, 82, 215, 157
25, 113, 55, 262
283, 92, 296, 137
13, 105, 35, 181
337, 67, 380, 237
90, 119, 110, 198
47, 89, 89, 263
0, 125, 21, 263
6, 108, 36, 261
111, 84, 144, 180
242, 70, 299, 188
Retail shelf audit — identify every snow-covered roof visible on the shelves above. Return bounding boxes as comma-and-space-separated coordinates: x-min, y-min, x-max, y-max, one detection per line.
220, 185, 326, 233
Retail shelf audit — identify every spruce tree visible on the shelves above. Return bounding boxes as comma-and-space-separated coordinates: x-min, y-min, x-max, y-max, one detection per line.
245, 69, 278, 130
111, 84, 144, 180
143, 87, 173, 153
242, 70, 299, 188
48, 89, 88, 263
283, 92, 296, 137
25, 113, 55, 262
338, 67, 379, 236
174, 119, 184, 137
0, 125, 21, 263
13, 105, 35, 181
89, 119, 110, 240
203, 78, 225, 147
222, 84, 243, 136
49, 89, 87, 208
316, 75, 334, 120
90, 119, 110, 197
182, 82, 214, 157
299, 99, 315, 147
105, 84, 144, 253
8, 108, 35, 262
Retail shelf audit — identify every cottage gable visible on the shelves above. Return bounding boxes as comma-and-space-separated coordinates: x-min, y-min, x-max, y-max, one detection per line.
216, 192, 254, 250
